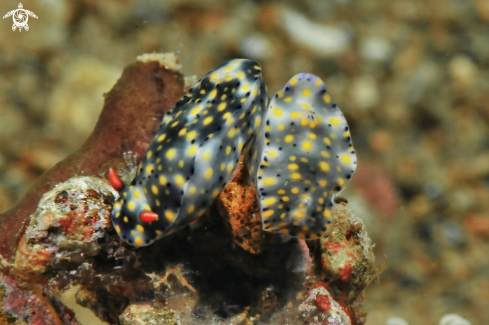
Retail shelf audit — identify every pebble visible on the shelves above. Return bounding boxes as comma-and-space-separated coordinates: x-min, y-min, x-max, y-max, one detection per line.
360, 37, 392, 62
280, 7, 351, 56
448, 55, 478, 91
385, 317, 409, 325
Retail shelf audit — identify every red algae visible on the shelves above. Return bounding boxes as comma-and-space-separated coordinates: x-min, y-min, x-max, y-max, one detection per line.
315, 294, 332, 312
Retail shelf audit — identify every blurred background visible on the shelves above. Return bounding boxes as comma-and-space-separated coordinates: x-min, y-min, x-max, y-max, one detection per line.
0, 0, 488, 323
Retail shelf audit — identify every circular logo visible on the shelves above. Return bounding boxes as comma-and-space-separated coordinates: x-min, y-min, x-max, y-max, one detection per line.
13, 9, 28, 28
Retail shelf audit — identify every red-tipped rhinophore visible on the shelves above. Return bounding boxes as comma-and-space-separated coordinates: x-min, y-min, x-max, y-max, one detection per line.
108, 168, 125, 192
140, 211, 158, 223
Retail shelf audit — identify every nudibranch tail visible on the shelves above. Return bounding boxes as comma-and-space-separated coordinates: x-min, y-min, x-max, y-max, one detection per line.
111, 59, 268, 246
256, 73, 357, 240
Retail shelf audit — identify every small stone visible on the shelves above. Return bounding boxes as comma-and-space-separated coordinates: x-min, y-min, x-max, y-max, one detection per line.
448, 55, 478, 91
463, 214, 489, 237
350, 76, 380, 109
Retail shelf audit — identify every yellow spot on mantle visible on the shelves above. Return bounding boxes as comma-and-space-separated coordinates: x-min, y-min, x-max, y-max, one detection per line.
273, 108, 283, 117
288, 164, 299, 170
263, 198, 277, 206
218, 103, 227, 112
341, 155, 352, 164
178, 128, 187, 136
263, 178, 275, 185
201, 115, 214, 126
329, 117, 340, 126
302, 141, 312, 150
262, 210, 274, 218
290, 112, 300, 119
175, 175, 185, 186
166, 149, 176, 160
205, 168, 213, 180
319, 161, 330, 172
165, 210, 175, 222
291, 173, 302, 180
186, 130, 196, 140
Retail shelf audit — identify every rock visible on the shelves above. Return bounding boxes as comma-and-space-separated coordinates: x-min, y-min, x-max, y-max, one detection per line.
120, 303, 181, 325
320, 204, 376, 303
13, 176, 117, 282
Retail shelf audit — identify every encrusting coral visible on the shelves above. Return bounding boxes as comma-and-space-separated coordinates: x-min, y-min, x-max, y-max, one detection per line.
0, 53, 377, 325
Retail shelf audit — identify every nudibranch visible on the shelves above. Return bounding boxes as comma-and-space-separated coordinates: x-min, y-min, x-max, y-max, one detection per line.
110, 59, 357, 247
111, 59, 268, 246
255, 73, 357, 240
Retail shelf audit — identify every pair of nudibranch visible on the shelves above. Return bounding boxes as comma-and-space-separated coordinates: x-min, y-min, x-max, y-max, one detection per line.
109, 59, 357, 247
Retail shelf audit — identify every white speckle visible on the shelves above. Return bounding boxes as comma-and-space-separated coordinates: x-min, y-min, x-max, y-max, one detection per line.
360, 37, 392, 62
439, 314, 471, 325
240, 35, 272, 60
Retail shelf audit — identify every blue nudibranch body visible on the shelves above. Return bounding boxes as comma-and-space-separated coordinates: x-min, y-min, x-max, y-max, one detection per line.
111, 59, 357, 246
